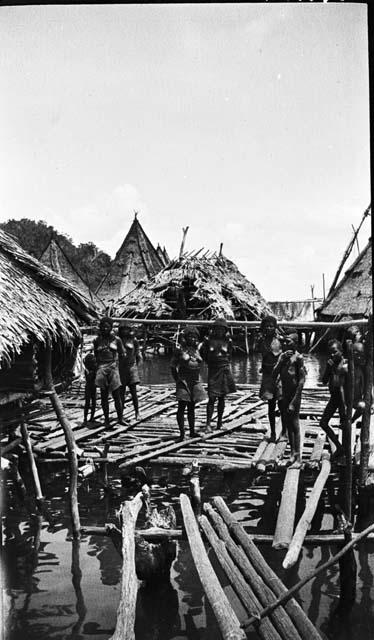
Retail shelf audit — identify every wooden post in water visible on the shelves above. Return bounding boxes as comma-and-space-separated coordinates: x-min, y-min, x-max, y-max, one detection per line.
336, 508, 357, 609
45, 339, 80, 539
344, 341, 354, 522
189, 459, 201, 515
109, 487, 148, 640
19, 401, 44, 508
359, 314, 373, 489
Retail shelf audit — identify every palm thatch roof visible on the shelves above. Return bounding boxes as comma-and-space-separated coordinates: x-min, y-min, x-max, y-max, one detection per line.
113, 249, 272, 320
96, 214, 165, 304
317, 238, 372, 319
0, 229, 97, 366
39, 234, 103, 307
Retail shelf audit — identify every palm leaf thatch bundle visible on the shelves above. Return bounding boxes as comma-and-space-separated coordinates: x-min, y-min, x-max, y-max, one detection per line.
113, 250, 271, 320
0, 230, 97, 366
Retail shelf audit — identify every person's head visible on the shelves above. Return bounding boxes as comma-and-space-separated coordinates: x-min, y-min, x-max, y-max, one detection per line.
99, 316, 113, 336
327, 339, 343, 364
282, 332, 298, 352
183, 326, 200, 346
347, 325, 362, 343
352, 341, 365, 366
212, 318, 228, 339
118, 323, 134, 339
260, 314, 277, 337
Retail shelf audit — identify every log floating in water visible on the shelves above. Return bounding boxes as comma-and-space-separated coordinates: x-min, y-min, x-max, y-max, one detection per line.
213, 496, 322, 640
180, 493, 246, 640
283, 455, 331, 569
273, 466, 301, 550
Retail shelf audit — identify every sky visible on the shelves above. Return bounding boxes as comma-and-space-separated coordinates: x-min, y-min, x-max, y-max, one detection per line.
0, 3, 371, 301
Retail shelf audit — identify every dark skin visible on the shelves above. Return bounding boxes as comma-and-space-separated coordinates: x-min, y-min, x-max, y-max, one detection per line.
261, 320, 284, 442
273, 334, 305, 468
319, 342, 347, 459
205, 326, 228, 432
118, 328, 140, 420
171, 333, 199, 441
83, 377, 96, 424
96, 322, 124, 426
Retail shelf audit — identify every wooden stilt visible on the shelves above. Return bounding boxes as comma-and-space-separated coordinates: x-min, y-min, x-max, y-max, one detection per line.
359, 314, 373, 489
336, 509, 357, 609
180, 493, 245, 640
283, 455, 331, 569
109, 487, 148, 640
45, 340, 80, 539
344, 341, 354, 521
189, 459, 201, 515
19, 402, 44, 506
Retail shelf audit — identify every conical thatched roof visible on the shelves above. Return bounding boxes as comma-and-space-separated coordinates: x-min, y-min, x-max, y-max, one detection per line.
40, 235, 102, 306
96, 214, 165, 304
317, 238, 372, 320
113, 249, 272, 320
0, 230, 97, 366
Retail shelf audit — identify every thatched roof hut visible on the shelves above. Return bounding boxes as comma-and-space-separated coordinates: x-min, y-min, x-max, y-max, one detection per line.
112, 249, 271, 320
96, 214, 165, 304
39, 234, 103, 308
0, 230, 97, 402
316, 238, 372, 321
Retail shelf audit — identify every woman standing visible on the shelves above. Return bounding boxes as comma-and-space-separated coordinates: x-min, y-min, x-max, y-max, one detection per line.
170, 327, 206, 440
93, 317, 124, 427
200, 318, 236, 432
258, 314, 283, 442
118, 323, 141, 421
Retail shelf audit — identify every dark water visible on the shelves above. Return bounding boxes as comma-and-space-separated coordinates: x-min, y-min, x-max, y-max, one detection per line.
2, 354, 374, 640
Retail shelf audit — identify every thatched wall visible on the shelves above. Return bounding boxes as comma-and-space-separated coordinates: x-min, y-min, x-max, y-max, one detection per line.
316, 239, 372, 320
113, 250, 271, 320
0, 230, 96, 368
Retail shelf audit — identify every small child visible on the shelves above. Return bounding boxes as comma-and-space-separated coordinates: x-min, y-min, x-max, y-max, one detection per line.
319, 339, 348, 460
273, 332, 306, 467
83, 352, 97, 425
258, 315, 284, 442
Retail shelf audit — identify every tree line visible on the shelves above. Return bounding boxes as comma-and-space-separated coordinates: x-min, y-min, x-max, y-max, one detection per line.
0, 218, 111, 292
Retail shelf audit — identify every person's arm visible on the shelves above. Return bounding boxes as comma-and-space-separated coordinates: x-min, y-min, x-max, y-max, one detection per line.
116, 337, 125, 358
134, 338, 141, 364
200, 338, 208, 362
170, 347, 180, 383
93, 338, 99, 362
290, 356, 306, 410
339, 364, 348, 417
272, 352, 285, 379
322, 360, 333, 386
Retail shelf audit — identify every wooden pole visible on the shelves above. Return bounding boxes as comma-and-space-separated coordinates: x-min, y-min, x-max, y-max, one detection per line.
19, 401, 44, 506
212, 496, 322, 640
336, 508, 357, 609
109, 488, 148, 640
44, 339, 80, 539
359, 314, 373, 487
322, 273, 326, 301
180, 493, 246, 640
273, 467, 301, 549
179, 226, 189, 257
91, 317, 370, 329
344, 341, 354, 522
189, 459, 201, 515
283, 454, 331, 569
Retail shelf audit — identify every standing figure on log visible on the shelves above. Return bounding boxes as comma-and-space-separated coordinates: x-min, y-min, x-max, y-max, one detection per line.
200, 318, 236, 433
319, 339, 348, 461
82, 352, 97, 425
93, 317, 124, 428
258, 315, 284, 442
171, 327, 206, 440
273, 332, 306, 467
118, 323, 141, 421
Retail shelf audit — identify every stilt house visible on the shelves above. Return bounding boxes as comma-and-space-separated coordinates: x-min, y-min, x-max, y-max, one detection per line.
0, 230, 97, 406
96, 214, 165, 305
316, 238, 372, 321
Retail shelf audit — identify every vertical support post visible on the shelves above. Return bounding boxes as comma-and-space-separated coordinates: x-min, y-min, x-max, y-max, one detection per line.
19, 401, 44, 506
336, 508, 357, 609
189, 459, 201, 515
45, 338, 81, 539
322, 273, 326, 301
359, 314, 373, 488
310, 285, 315, 318
244, 315, 249, 356
344, 341, 354, 522
179, 226, 189, 258
102, 443, 109, 486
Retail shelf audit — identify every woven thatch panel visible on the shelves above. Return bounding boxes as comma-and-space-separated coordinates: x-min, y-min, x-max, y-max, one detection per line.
97, 216, 164, 303
113, 250, 271, 320
0, 230, 96, 366
317, 239, 372, 319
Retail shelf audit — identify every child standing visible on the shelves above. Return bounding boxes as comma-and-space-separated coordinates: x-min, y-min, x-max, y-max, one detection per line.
273, 332, 306, 467
83, 352, 97, 425
258, 315, 284, 442
118, 323, 141, 421
319, 339, 348, 460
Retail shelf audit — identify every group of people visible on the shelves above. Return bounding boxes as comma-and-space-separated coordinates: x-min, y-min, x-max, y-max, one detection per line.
83, 315, 369, 465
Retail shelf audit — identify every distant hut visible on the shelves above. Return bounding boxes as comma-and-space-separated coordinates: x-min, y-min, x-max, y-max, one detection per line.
96, 214, 165, 305
156, 244, 171, 268
113, 250, 271, 321
0, 230, 97, 406
40, 234, 102, 307
316, 238, 372, 322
